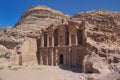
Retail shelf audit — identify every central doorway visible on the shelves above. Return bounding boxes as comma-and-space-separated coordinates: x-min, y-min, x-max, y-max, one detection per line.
59, 54, 64, 64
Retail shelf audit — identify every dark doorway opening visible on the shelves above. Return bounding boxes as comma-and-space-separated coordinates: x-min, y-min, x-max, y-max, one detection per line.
87, 71, 93, 74
36, 39, 40, 64
65, 27, 69, 45
17, 52, 22, 65
77, 29, 83, 45
44, 32, 47, 47
54, 29, 58, 46
59, 54, 64, 64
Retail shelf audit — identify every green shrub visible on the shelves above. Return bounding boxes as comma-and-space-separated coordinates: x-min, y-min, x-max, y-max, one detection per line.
0, 66, 4, 70
8, 65, 12, 69
9, 66, 18, 71
87, 77, 94, 80
11, 67, 18, 71
0, 54, 4, 58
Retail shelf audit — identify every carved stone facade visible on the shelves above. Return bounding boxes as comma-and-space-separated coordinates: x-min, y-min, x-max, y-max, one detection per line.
10, 38, 37, 65
37, 21, 88, 70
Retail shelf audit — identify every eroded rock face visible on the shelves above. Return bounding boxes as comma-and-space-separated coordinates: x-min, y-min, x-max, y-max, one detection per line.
0, 6, 69, 49
0, 6, 120, 79
71, 10, 120, 78
15, 6, 69, 31
0, 27, 26, 49
72, 10, 120, 44
0, 45, 8, 55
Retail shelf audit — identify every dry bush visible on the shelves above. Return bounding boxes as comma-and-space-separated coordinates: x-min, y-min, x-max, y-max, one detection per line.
0, 65, 4, 70
117, 77, 120, 80
87, 77, 95, 80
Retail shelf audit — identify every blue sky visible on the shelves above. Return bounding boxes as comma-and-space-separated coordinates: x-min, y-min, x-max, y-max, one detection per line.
0, 0, 120, 28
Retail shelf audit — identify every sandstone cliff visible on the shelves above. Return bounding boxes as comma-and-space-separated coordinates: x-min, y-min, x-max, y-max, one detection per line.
0, 6, 120, 79
14, 6, 69, 36
72, 10, 120, 44
71, 10, 120, 77
0, 6, 69, 49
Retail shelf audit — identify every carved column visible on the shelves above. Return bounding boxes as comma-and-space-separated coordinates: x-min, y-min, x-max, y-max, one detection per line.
68, 48, 71, 67
46, 49, 48, 65
52, 36, 54, 47
40, 52, 43, 65
83, 62, 86, 73
51, 49, 54, 66
41, 35, 44, 47
47, 34, 49, 47
69, 32, 71, 46
55, 49, 58, 66
54, 51, 57, 66
76, 29, 78, 45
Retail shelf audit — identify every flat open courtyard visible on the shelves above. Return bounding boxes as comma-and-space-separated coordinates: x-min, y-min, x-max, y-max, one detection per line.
0, 65, 87, 80
0, 64, 119, 80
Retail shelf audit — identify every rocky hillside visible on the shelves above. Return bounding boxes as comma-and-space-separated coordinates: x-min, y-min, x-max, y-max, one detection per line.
72, 10, 120, 78
0, 6, 120, 80
72, 10, 120, 43
0, 6, 69, 49
0, 6, 120, 53
71, 10, 120, 49
15, 6, 69, 31
0, 6, 120, 52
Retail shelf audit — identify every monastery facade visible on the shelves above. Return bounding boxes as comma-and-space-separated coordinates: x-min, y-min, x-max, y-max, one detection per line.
37, 21, 88, 70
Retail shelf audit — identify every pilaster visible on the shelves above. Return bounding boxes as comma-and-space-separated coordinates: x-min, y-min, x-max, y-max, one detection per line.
47, 34, 49, 47
41, 35, 44, 47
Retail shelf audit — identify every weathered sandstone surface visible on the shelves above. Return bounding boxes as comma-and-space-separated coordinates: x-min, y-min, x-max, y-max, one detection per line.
0, 6, 120, 80
72, 10, 120, 79
14, 6, 69, 37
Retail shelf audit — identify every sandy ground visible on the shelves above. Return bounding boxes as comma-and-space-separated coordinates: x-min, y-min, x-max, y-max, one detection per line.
0, 65, 120, 80
0, 65, 88, 80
